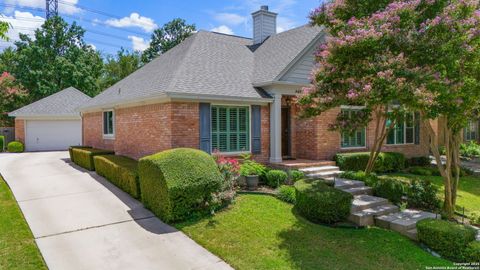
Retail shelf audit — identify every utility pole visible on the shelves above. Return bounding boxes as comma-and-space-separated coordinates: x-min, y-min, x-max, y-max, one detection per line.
45, 0, 58, 19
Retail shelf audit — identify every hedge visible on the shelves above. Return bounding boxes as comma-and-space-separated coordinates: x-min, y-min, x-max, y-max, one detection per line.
93, 155, 140, 199
372, 177, 406, 204
72, 148, 114, 171
266, 170, 288, 188
464, 241, 480, 263
277, 185, 296, 204
139, 148, 223, 223
7, 141, 24, 153
0, 135, 4, 151
417, 219, 477, 262
334, 152, 405, 172
69, 146, 92, 163
294, 179, 353, 224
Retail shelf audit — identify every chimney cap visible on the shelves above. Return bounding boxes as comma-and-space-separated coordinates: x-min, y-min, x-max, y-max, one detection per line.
261, 5, 268, 11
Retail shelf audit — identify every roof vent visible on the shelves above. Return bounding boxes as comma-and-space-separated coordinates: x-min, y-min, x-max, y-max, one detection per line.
252, 5, 277, 45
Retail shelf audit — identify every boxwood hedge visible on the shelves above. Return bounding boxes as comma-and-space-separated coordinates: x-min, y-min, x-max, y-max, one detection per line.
0, 135, 4, 152
72, 148, 114, 171
334, 152, 405, 172
93, 155, 140, 199
138, 148, 223, 223
7, 141, 24, 153
417, 219, 477, 262
294, 179, 353, 224
69, 146, 92, 163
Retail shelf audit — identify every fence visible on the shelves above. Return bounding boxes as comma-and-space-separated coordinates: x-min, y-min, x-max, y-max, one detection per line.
0, 127, 15, 150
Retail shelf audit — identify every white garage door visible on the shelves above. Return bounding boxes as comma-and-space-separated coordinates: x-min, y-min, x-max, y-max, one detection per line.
25, 120, 82, 151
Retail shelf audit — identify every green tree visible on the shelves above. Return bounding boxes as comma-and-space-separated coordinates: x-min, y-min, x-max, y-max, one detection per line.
12, 16, 103, 100
0, 21, 9, 41
99, 48, 142, 90
302, 0, 480, 218
142, 18, 196, 63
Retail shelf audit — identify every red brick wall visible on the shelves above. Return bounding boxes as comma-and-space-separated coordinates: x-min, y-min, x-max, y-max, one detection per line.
293, 106, 430, 160
14, 119, 25, 143
83, 102, 200, 160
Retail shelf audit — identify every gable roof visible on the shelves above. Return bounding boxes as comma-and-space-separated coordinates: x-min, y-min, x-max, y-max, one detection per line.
80, 25, 324, 111
9, 87, 91, 118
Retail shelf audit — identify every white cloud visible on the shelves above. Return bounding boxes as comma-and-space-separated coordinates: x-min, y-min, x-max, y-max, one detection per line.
276, 17, 297, 33
214, 13, 247, 26
3, 0, 81, 14
211, 25, 234, 35
106, 13, 157, 33
128, 35, 149, 51
1, 11, 45, 43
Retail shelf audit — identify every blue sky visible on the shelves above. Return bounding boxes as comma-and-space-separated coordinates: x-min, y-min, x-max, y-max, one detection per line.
1, 0, 322, 55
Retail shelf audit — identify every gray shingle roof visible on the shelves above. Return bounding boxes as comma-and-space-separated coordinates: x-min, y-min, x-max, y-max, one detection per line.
9, 87, 91, 117
81, 25, 324, 110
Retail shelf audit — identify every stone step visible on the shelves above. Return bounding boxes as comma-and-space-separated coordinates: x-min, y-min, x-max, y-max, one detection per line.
375, 210, 439, 235
348, 204, 399, 226
351, 195, 389, 212
334, 179, 365, 190
299, 166, 340, 174
405, 228, 418, 241
306, 171, 342, 179
343, 186, 373, 196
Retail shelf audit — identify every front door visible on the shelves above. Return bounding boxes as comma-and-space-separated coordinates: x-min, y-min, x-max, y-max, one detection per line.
281, 107, 290, 157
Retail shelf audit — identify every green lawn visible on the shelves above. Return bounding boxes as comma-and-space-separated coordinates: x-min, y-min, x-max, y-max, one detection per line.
0, 175, 47, 270
388, 173, 480, 216
176, 194, 451, 270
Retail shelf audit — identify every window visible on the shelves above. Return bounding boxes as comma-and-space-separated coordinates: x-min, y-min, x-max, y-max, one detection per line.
340, 109, 366, 148
464, 120, 478, 142
211, 106, 249, 152
387, 112, 415, 145
103, 110, 114, 136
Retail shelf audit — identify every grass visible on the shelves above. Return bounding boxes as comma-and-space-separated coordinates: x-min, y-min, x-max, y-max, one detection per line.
176, 194, 451, 270
0, 175, 47, 270
388, 173, 480, 216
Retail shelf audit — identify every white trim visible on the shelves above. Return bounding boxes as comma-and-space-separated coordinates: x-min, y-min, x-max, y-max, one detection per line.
339, 108, 367, 149
102, 110, 115, 139
252, 81, 310, 88
210, 104, 252, 154
386, 113, 415, 146
12, 115, 82, 120
340, 146, 368, 150
340, 105, 366, 110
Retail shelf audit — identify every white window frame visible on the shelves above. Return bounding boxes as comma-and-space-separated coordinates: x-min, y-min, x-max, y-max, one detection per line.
386, 113, 415, 146
210, 104, 251, 155
102, 110, 115, 139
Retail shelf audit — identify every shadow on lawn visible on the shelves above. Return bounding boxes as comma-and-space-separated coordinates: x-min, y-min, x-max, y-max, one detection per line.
61, 158, 178, 235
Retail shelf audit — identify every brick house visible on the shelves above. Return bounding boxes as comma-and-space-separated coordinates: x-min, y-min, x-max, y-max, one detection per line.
79, 6, 430, 163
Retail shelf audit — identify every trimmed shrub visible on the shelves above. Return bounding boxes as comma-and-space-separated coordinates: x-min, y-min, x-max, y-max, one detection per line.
0, 135, 4, 151
72, 148, 114, 171
139, 148, 223, 223
277, 185, 296, 204
339, 171, 379, 186
69, 145, 92, 162
407, 178, 441, 211
93, 155, 140, 199
460, 141, 480, 158
290, 170, 305, 182
406, 156, 431, 167
372, 177, 406, 204
294, 179, 353, 224
7, 141, 24, 153
334, 152, 405, 173
464, 241, 480, 263
417, 219, 476, 262
266, 170, 288, 188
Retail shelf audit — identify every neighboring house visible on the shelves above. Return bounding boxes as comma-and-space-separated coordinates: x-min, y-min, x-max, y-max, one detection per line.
79, 6, 430, 162
9, 87, 90, 151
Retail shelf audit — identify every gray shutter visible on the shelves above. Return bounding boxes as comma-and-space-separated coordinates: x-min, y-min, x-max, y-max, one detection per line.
414, 112, 420, 145
251, 105, 261, 154
199, 103, 211, 153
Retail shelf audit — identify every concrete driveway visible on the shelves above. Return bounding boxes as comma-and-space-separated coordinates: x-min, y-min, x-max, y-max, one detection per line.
0, 151, 232, 270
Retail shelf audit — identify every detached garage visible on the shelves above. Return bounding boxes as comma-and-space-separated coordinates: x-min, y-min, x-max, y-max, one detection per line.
9, 87, 91, 152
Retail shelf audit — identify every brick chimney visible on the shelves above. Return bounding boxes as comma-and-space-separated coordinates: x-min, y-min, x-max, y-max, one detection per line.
252, 5, 277, 44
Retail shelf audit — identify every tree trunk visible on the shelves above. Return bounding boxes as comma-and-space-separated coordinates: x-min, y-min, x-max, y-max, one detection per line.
421, 114, 459, 219
365, 106, 394, 175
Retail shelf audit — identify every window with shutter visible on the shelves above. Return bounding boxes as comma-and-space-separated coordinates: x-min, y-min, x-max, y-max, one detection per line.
211, 106, 250, 153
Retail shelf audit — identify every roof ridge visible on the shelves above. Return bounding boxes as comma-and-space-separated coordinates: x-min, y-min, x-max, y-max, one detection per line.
13, 87, 85, 112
